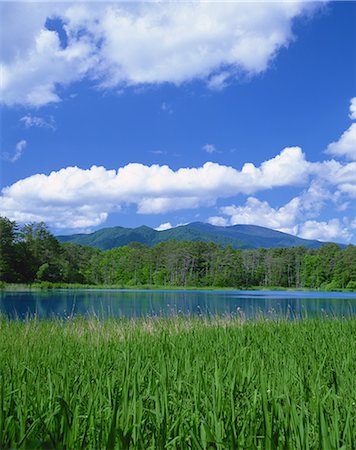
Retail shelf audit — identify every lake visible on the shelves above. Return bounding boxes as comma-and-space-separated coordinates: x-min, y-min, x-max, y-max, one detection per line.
1, 289, 356, 320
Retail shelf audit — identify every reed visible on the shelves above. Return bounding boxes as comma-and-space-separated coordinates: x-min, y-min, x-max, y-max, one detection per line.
0, 316, 355, 449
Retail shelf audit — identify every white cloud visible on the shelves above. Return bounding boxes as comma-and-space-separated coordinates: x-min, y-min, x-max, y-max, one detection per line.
207, 208, 354, 242
337, 183, 356, 199
155, 222, 173, 231
0, 147, 311, 228
219, 196, 300, 235
349, 97, 356, 120
1, 25, 98, 107
0, 202, 109, 230
296, 181, 334, 215
326, 123, 356, 160
0, 145, 354, 234
211, 180, 354, 242
299, 219, 352, 242
155, 221, 188, 231
0, 3, 55, 64
2, 140, 27, 163
138, 197, 207, 214
203, 144, 217, 154
14, 140, 27, 162
207, 72, 230, 91
208, 216, 229, 227
0, 2, 319, 107
311, 159, 356, 198
20, 114, 56, 130
240, 146, 310, 190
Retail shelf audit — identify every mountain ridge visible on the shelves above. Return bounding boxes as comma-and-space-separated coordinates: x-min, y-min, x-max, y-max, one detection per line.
57, 222, 334, 250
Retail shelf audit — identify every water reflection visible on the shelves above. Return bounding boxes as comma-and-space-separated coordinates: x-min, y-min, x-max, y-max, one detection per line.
1, 289, 356, 320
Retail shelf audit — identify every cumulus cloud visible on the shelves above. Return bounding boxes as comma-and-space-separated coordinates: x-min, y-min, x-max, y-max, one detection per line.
1, 145, 355, 235
1, 21, 98, 106
20, 114, 56, 130
138, 197, 207, 214
349, 97, 356, 120
210, 180, 354, 242
0, 147, 311, 228
310, 159, 356, 200
2, 140, 27, 163
0, 201, 109, 230
326, 123, 356, 160
0, 2, 319, 107
155, 222, 187, 231
155, 222, 173, 231
299, 219, 352, 242
324, 97, 356, 161
337, 183, 356, 199
208, 216, 229, 227
219, 197, 301, 235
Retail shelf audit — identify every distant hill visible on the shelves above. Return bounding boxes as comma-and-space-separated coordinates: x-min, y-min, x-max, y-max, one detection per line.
57, 222, 329, 250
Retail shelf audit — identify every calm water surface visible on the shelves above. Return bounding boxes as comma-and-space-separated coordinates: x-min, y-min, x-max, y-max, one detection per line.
1, 289, 356, 320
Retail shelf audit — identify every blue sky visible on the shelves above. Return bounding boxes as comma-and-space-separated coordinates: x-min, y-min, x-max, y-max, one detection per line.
0, 1, 355, 243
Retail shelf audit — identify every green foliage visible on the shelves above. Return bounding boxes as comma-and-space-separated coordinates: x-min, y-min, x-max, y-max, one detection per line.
36, 262, 50, 281
20, 222, 63, 281
0, 317, 356, 448
1, 217, 355, 290
0, 217, 20, 282
346, 281, 356, 291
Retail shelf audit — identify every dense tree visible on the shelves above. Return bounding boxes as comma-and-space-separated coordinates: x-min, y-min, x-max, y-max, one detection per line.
60, 243, 97, 283
0, 218, 355, 291
0, 217, 20, 282
19, 222, 63, 281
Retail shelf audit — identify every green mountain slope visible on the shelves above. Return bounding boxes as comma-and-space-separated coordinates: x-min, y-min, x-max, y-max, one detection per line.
57, 222, 328, 250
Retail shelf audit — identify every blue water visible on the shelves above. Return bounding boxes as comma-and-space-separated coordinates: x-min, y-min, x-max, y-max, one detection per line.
1, 289, 356, 320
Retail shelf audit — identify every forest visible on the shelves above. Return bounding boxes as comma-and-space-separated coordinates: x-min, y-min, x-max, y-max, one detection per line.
1, 217, 355, 290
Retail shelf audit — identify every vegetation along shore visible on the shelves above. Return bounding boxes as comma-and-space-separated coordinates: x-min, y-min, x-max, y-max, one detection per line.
1, 217, 355, 291
1, 282, 355, 293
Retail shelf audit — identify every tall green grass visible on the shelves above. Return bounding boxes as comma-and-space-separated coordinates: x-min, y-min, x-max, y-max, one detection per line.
0, 316, 355, 449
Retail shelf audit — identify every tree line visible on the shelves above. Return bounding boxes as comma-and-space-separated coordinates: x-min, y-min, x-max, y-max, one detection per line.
1, 217, 355, 290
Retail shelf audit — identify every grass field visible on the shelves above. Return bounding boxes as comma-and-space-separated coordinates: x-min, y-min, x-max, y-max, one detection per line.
1, 316, 356, 449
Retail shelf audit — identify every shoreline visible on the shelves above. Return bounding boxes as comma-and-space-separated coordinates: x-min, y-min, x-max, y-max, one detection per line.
1, 282, 355, 293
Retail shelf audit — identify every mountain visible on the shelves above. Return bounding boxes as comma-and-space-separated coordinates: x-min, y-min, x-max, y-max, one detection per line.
57, 222, 328, 250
